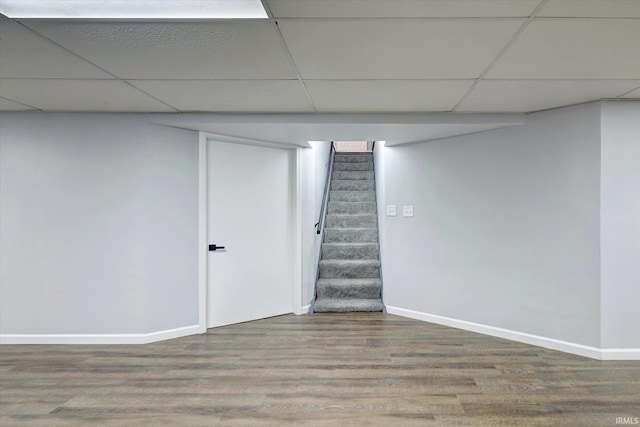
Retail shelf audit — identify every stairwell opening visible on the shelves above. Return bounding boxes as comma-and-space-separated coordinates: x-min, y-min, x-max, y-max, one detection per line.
312, 141, 384, 313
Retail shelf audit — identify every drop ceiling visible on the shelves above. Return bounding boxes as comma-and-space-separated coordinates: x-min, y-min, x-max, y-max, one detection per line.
0, 0, 638, 139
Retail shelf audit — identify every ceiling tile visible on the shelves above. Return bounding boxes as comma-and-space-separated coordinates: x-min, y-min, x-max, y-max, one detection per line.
0, 16, 112, 78
539, 0, 640, 18
130, 80, 314, 112
0, 97, 37, 111
0, 79, 176, 112
279, 20, 523, 79
22, 21, 297, 79
487, 20, 640, 79
620, 87, 640, 98
305, 80, 473, 112
268, 0, 539, 18
456, 80, 640, 112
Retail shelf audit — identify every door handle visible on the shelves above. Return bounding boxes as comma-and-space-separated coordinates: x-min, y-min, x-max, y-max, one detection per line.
209, 244, 226, 251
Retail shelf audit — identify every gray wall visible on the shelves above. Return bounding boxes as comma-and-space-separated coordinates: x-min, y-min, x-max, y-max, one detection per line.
379, 102, 602, 347
600, 101, 640, 349
0, 113, 199, 334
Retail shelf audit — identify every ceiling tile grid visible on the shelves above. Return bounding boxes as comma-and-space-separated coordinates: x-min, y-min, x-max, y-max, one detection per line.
0, 0, 638, 113
129, 79, 314, 112
0, 79, 176, 112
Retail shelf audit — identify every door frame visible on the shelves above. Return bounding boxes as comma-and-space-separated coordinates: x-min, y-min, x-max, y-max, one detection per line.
197, 132, 304, 333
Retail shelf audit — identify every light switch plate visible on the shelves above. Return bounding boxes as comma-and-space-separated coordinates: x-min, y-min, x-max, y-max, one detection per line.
386, 205, 397, 216
403, 206, 414, 217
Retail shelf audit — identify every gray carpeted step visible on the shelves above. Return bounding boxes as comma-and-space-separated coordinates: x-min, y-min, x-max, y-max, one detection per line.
328, 202, 376, 215
331, 180, 374, 191
313, 298, 384, 312
322, 243, 379, 260
332, 170, 374, 181
326, 214, 376, 228
324, 228, 378, 243
333, 162, 374, 171
319, 259, 380, 279
316, 278, 382, 299
334, 154, 373, 163
329, 191, 375, 202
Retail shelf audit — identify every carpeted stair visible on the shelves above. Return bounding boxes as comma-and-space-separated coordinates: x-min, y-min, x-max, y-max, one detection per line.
313, 152, 384, 312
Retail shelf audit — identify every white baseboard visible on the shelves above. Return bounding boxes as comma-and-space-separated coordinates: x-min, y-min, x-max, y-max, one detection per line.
296, 305, 311, 315
0, 324, 201, 345
601, 348, 640, 361
387, 306, 638, 361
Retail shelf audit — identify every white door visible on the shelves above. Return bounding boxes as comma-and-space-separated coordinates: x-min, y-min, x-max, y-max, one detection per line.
207, 140, 293, 328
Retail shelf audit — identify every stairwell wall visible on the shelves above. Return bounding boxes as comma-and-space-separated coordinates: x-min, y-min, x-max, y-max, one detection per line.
381, 102, 603, 349
300, 141, 332, 307
0, 113, 199, 339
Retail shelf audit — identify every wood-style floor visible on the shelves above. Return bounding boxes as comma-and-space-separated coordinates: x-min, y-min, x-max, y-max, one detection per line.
1, 313, 638, 426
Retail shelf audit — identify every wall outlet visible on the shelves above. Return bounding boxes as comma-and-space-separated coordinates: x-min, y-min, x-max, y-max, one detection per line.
403, 206, 414, 217
386, 205, 397, 216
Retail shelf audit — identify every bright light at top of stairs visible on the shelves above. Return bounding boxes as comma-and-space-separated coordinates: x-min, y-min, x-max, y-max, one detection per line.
0, 0, 268, 19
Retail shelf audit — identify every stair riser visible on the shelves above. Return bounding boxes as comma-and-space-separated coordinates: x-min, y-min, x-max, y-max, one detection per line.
326, 214, 376, 228
329, 191, 375, 202
334, 155, 373, 163
332, 171, 374, 181
319, 263, 380, 279
324, 229, 378, 243
313, 299, 384, 312
331, 180, 375, 191
328, 202, 376, 215
333, 162, 374, 171
322, 244, 379, 260
316, 284, 381, 299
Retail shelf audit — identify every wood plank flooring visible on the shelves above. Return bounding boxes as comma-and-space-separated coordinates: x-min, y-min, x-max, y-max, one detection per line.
1, 313, 638, 426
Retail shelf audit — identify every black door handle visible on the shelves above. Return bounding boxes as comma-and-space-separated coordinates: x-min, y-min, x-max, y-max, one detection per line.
209, 244, 226, 251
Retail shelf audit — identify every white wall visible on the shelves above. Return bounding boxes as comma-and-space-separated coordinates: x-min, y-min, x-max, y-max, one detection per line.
381, 103, 602, 347
600, 101, 640, 349
373, 141, 387, 303
300, 141, 332, 306
0, 113, 199, 335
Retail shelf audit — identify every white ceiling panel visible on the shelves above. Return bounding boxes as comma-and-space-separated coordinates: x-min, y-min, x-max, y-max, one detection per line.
620, 87, 640, 98
131, 80, 313, 112
488, 20, 640, 79
306, 80, 473, 112
0, 97, 36, 111
457, 80, 640, 112
279, 20, 523, 79
0, 79, 176, 112
539, 0, 640, 18
0, 16, 111, 78
23, 21, 297, 79
268, 0, 540, 18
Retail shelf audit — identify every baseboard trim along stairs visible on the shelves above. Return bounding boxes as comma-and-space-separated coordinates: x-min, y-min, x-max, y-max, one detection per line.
313, 152, 384, 312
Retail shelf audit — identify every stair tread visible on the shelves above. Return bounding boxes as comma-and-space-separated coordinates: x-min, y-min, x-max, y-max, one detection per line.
317, 278, 382, 284
321, 242, 378, 246
319, 259, 381, 265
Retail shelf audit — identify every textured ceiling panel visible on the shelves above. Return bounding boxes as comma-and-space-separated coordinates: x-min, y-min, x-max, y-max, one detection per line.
0, 17, 111, 78
0, 79, 176, 112
306, 80, 473, 112
487, 20, 640, 79
268, 0, 540, 18
539, 0, 640, 18
279, 20, 523, 79
0, 97, 36, 111
457, 80, 640, 112
23, 21, 297, 79
620, 87, 640, 98
130, 80, 314, 112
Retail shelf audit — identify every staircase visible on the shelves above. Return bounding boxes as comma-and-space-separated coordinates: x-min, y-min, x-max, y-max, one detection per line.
313, 152, 384, 312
